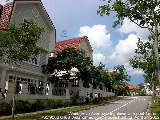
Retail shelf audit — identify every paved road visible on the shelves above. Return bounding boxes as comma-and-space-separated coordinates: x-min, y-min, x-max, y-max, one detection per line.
49, 96, 152, 120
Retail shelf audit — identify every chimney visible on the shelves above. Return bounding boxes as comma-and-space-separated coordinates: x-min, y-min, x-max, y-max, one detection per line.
0, 4, 3, 18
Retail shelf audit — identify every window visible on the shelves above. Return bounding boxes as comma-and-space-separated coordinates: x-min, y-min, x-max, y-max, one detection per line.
81, 49, 87, 57
8, 75, 48, 95
27, 55, 40, 65
49, 52, 54, 57
16, 81, 22, 94
28, 83, 37, 94
8, 75, 35, 84
72, 79, 79, 87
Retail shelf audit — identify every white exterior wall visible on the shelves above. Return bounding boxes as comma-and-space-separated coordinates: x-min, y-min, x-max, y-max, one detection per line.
0, 2, 55, 102
11, 3, 55, 73
79, 37, 93, 61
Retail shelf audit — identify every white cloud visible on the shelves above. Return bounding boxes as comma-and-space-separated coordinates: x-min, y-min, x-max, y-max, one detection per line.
78, 25, 112, 67
128, 69, 144, 76
114, 18, 158, 75
93, 53, 106, 66
110, 34, 138, 62
109, 34, 144, 75
78, 25, 111, 48
118, 18, 150, 40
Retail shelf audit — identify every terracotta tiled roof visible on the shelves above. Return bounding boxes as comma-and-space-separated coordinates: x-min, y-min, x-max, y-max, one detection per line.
0, 3, 14, 30
108, 72, 113, 76
107, 71, 117, 76
128, 86, 138, 90
123, 82, 130, 86
55, 36, 87, 55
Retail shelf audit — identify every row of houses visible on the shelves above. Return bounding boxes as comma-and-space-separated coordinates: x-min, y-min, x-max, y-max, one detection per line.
0, 0, 115, 102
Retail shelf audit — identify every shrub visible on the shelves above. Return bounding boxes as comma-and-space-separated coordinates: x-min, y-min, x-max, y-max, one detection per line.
63, 100, 72, 107
30, 99, 45, 112
15, 100, 32, 114
0, 102, 12, 116
56, 99, 64, 108
0, 96, 84, 116
70, 96, 80, 105
45, 99, 57, 109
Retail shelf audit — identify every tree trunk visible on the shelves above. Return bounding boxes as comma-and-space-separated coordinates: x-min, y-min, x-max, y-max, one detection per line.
154, 23, 160, 90
12, 68, 17, 119
12, 93, 15, 119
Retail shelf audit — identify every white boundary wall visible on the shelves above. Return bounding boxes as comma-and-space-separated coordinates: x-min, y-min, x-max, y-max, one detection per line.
1, 81, 115, 102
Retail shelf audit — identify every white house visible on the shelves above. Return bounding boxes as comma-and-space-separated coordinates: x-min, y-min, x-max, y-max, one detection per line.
0, 0, 55, 102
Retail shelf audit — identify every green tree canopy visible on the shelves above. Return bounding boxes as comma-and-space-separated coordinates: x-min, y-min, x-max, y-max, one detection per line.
42, 47, 93, 83
110, 65, 130, 89
129, 37, 158, 88
130, 38, 156, 73
0, 19, 45, 66
89, 63, 107, 88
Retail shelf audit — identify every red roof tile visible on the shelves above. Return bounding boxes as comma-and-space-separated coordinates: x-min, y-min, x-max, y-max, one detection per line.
0, 3, 14, 30
108, 72, 113, 76
54, 36, 87, 56
107, 71, 117, 76
123, 82, 130, 86
128, 86, 138, 90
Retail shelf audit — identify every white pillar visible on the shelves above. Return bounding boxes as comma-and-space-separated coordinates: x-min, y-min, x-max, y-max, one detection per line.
0, 68, 7, 92
104, 87, 106, 92
43, 81, 46, 95
65, 88, 70, 99
106, 88, 108, 92
47, 84, 53, 99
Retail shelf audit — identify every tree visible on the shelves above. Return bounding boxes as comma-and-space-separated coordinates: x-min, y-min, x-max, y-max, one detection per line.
130, 38, 156, 73
144, 73, 158, 91
129, 37, 158, 89
110, 65, 130, 95
97, 0, 160, 86
90, 63, 107, 89
137, 83, 144, 90
42, 47, 93, 85
0, 19, 45, 119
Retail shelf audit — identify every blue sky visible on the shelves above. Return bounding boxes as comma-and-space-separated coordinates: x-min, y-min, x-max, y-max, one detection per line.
40, 0, 150, 86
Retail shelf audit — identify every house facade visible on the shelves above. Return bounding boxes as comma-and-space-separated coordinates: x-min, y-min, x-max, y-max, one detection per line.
0, 0, 55, 102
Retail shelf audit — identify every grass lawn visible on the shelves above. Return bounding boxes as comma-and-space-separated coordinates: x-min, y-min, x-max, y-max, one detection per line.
151, 95, 160, 120
5, 97, 122, 120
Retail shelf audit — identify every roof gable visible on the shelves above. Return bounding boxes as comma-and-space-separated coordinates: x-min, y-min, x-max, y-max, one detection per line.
0, 0, 54, 30
55, 36, 87, 55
